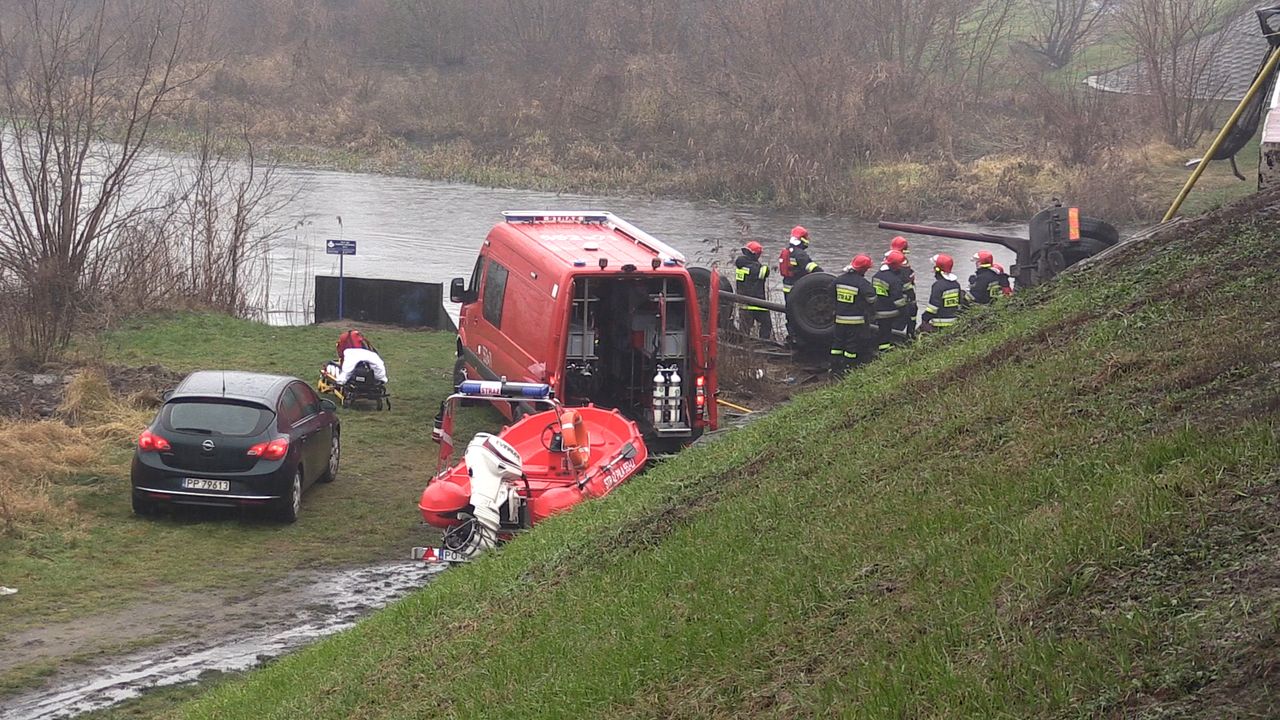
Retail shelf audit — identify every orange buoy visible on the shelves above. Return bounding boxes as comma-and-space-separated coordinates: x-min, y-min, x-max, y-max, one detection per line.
559, 409, 590, 471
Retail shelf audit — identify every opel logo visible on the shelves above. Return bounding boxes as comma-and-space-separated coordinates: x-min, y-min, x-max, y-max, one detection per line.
202, 439, 216, 452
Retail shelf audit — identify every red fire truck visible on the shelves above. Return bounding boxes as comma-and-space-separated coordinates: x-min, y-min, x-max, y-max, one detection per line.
449, 211, 719, 447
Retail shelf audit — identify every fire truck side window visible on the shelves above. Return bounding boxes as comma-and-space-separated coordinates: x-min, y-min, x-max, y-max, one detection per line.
482, 259, 509, 327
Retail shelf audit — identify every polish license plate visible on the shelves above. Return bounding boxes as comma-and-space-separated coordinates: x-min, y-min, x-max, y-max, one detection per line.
411, 546, 470, 563
183, 477, 230, 492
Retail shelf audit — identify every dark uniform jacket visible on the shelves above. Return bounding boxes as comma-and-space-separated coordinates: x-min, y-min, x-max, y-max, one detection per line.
784, 245, 821, 290
834, 270, 876, 326
734, 251, 769, 310
922, 274, 966, 327
969, 266, 1010, 305
872, 267, 909, 326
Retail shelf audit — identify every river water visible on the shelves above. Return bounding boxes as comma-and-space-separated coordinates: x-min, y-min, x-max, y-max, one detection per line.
264, 167, 1026, 324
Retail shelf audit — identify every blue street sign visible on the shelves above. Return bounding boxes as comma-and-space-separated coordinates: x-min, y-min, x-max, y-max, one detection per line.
326, 239, 357, 255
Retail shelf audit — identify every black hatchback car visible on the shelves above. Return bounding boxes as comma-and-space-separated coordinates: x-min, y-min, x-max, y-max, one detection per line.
131, 371, 341, 523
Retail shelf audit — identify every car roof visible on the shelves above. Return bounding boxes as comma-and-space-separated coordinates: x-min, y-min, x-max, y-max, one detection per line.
169, 371, 298, 406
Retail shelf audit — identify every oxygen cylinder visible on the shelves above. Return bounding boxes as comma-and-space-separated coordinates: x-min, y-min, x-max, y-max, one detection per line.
667, 367, 682, 424
652, 368, 666, 425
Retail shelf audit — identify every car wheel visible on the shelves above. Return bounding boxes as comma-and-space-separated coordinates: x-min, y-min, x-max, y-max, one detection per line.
276, 468, 303, 523
319, 432, 340, 483
131, 491, 158, 517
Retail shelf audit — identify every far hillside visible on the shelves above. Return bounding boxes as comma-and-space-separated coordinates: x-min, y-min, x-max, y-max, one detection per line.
2, 0, 1252, 223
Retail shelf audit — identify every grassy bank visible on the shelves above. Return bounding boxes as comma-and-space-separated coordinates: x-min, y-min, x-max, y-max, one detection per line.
174, 193, 1279, 718
0, 315, 456, 690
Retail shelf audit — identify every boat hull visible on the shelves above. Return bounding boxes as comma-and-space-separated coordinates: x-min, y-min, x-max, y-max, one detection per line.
418, 404, 647, 530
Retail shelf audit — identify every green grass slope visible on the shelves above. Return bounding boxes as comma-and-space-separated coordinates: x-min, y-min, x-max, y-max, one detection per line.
181, 196, 1279, 719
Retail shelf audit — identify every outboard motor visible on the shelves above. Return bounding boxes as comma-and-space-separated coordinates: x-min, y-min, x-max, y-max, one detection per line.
463, 433, 524, 553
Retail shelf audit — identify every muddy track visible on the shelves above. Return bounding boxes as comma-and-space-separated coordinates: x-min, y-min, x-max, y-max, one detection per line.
0, 561, 444, 720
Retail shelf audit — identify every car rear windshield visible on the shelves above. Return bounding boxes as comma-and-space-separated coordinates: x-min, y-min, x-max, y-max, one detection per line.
161, 400, 275, 437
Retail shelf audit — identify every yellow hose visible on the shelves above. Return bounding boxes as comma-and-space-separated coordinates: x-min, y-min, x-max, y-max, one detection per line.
716, 398, 754, 414
1163, 46, 1280, 222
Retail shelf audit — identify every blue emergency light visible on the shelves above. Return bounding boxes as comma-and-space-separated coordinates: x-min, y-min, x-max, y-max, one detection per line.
458, 380, 552, 399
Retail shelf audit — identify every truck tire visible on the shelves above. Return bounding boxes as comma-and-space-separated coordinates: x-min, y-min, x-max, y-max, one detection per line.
1064, 216, 1120, 266
689, 266, 735, 331
786, 272, 836, 343
1079, 216, 1119, 246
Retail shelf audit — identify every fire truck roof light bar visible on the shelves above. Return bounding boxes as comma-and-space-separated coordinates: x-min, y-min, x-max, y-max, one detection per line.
458, 380, 553, 399
502, 210, 687, 264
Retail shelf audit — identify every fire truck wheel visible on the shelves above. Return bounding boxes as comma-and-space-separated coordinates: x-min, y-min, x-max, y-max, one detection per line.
786, 272, 836, 343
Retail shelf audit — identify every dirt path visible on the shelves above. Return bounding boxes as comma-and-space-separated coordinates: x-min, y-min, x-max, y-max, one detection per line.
0, 561, 443, 720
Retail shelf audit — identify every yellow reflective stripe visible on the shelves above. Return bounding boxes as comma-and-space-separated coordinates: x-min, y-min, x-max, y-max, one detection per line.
925, 304, 940, 313
933, 317, 958, 326
942, 289, 961, 308
805, 262, 819, 272
894, 298, 909, 307
744, 306, 767, 311
830, 349, 844, 356
834, 317, 866, 325
873, 279, 889, 296
836, 287, 856, 303
875, 310, 899, 319
735, 268, 749, 281
843, 352, 857, 359
758, 267, 769, 279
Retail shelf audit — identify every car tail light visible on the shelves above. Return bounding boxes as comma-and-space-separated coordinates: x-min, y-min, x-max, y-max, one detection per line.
247, 437, 289, 461
138, 429, 171, 452
695, 375, 707, 417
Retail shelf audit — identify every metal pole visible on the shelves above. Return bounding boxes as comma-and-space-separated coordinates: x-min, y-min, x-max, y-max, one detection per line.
1163, 46, 1280, 223
338, 253, 344, 320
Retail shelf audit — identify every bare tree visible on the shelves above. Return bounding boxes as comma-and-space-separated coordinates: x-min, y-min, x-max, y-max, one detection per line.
0, 0, 208, 360
1117, 0, 1245, 148
176, 123, 293, 317
1030, 0, 1119, 68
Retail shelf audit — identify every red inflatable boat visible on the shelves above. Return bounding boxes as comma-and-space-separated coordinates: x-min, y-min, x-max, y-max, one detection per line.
415, 380, 648, 562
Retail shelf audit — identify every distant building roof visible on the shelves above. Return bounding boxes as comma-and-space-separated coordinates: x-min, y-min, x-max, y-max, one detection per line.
1086, 4, 1276, 101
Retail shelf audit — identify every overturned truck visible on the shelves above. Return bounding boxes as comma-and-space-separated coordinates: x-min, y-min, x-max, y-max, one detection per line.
702, 204, 1120, 347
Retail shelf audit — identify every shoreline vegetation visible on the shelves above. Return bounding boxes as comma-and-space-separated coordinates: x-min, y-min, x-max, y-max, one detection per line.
154, 123, 1260, 225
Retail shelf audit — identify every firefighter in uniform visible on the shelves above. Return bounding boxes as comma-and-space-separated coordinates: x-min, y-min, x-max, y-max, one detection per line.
780, 225, 822, 345
734, 240, 772, 339
968, 249, 1012, 305
920, 254, 967, 332
872, 250, 910, 352
831, 254, 877, 375
885, 234, 916, 338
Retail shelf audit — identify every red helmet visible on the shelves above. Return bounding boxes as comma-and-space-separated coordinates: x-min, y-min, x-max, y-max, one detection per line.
884, 250, 906, 269
744, 240, 763, 255
890, 236, 909, 252
932, 253, 954, 273
974, 250, 994, 267
851, 254, 873, 272
790, 225, 808, 240
992, 262, 1005, 273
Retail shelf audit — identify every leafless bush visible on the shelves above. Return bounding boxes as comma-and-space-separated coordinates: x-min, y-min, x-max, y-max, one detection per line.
1030, 0, 1119, 68
1117, 0, 1246, 148
0, 0, 209, 361
1034, 79, 1132, 165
